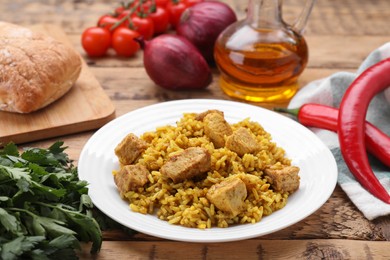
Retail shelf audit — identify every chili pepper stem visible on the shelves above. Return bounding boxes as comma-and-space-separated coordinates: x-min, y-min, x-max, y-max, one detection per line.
274, 107, 300, 117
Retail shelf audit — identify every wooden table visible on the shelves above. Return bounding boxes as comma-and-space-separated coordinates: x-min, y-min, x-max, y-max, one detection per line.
2, 0, 390, 259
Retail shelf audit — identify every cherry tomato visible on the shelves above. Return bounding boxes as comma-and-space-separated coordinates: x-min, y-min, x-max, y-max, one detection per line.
155, 0, 170, 8
131, 15, 154, 40
166, 1, 188, 29
118, 0, 151, 14
97, 15, 120, 31
81, 27, 111, 57
183, 0, 203, 7
114, 5, 126, 16
149, 7, 170, 35
111, 27, 140, 57
137, 1, 152, 13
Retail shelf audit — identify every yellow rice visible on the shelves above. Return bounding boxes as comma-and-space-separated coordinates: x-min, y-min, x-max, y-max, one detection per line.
113, 112, 293, 229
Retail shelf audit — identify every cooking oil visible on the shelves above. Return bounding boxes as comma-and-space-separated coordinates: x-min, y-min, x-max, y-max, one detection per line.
214, 27, 308, 103
214, 0, 315, 103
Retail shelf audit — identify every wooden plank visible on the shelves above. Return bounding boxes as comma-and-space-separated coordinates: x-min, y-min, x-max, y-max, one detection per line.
0, 24, 115, 145
306, 36, 390, 69
78, 239, 390, 259
2, 0, 390, 36
3, 1, 389, 257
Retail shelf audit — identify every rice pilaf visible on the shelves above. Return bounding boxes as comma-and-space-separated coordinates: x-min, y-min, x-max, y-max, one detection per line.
113, 111, 299, 229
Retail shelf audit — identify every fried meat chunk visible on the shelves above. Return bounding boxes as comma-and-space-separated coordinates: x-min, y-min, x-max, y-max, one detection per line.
115, 133, 148, 165
207, 177, 247, 217
195, 109, 224, 121
203, 112, 233, 148
264, 165, 300, 193
225, 127, 260, 156
160, 147, 211, 183
114, 164, 150, 193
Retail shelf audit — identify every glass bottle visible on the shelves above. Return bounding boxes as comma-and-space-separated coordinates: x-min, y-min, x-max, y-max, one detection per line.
214, 0, 317, 103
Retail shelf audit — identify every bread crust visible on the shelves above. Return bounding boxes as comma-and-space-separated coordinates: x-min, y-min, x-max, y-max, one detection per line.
0, 22, 82, 113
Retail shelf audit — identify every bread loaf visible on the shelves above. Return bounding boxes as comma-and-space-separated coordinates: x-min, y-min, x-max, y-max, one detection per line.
0, 22, 82, 113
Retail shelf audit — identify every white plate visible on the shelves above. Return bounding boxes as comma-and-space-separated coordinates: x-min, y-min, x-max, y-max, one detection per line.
78, 99, 338, 243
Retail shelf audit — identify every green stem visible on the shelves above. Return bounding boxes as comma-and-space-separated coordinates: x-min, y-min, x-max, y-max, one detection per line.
35, 201, 84, 215
110, 3, 139, 31
7, 207, 34, 215
150, 0, 157, 13
273, 107, 300, 117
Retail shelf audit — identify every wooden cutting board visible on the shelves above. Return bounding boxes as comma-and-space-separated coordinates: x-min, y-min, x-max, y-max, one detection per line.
0, 24, 116, 145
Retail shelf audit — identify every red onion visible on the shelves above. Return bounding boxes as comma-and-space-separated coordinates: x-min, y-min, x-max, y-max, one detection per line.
176, 1, 237, 63
136, 35, 212, 90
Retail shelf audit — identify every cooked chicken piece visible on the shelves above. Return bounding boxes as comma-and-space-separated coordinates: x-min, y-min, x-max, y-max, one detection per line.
115, 133, 148, 165
203, 112, 233, 148
114, 164, 150, 193
225, 127, 260, 156
195, 109, 224, 121
160, 147, 211, 183
264, 165, 300, 193
207, 177, 247, 217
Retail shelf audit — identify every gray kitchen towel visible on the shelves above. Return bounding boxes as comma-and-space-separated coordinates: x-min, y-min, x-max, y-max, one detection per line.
288, 42, 390, 220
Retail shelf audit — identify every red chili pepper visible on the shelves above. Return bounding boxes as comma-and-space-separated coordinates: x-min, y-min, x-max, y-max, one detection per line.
338, 58, 390, 203
275, 104, 390, 168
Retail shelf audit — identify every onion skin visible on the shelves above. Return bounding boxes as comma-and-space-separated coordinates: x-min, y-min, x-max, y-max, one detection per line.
176, 1, 237, 63
137, 34, 212, 90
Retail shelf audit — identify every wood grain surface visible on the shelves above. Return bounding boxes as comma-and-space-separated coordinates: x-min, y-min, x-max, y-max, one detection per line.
1, 0, 390, 259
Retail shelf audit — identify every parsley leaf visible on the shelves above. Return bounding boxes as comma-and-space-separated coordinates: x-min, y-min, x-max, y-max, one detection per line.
0, 141, 102, 259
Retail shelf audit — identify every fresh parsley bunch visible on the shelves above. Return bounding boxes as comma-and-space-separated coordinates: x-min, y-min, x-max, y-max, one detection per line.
0, 141, 102, 260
